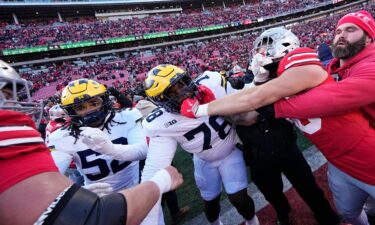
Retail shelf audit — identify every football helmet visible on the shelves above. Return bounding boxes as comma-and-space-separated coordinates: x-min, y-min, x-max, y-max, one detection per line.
0, 60, 43, 125
61, 79, 113, 126
144, 64, 199, 113
252, 27, 300, 59
48, 104, 68, 121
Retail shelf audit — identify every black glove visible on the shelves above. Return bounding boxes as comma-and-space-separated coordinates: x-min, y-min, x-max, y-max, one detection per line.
107, 87, 133, 108
228, 77, 245, 89
263, 61, 280, 79
256, 104, 275, 120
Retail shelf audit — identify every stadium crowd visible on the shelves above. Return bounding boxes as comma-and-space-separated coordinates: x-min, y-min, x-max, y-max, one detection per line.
0, 0, 329, 50
3, 1, 375, 225
22, 2, 375, 102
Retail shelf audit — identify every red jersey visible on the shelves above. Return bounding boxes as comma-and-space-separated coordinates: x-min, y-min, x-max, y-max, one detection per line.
45, 120, 66, 145
0, 110, 58, 193
275, 48, 375, 185
275, 44, 375, 128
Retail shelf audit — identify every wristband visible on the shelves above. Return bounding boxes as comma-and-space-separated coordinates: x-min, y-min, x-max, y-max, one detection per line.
149, 169, 172, 194
195, 104, 209, 117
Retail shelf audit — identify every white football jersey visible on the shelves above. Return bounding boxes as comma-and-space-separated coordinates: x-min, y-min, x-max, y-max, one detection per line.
144, 71, 237, 162
49, 108, 147, 192
140, 71, 238, 225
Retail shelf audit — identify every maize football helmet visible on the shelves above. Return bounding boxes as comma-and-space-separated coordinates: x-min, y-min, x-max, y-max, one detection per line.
0, 60, 43, 125
252, 27, 300, 59
61, 79, 113, 126
144, 64, 199, 113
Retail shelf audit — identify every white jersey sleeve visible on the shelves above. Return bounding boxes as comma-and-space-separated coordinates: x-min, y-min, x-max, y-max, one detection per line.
111, 108, 148, 161
195, 71, 237, 96
49, 133, 73, 174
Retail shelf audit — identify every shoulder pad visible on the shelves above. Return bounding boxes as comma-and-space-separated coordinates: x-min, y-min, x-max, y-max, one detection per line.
195, 71, 227, 97
114, 108, 143, 125
278, 47, 322, 76
142, 108, 178, 137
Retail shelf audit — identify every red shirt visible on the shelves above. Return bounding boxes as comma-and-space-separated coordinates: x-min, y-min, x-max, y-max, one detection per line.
275, 44, 375, 128
0, 110, 58, 193
275, 48, 375, 185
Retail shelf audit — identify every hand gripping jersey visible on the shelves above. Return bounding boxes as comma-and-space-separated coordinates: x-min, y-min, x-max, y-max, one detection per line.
49, 108, 147, 192
0, 110, 58, 193
277, 48, 375, 185
141, 71, 239, 225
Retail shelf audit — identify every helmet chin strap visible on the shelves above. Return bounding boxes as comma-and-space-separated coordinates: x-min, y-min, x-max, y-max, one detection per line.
96, 113, 113, 129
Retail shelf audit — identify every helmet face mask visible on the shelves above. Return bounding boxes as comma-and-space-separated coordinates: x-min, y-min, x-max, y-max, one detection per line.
144, 64, 198, 113
48, 104, 68, 122
252, 27, 300, 60
61, 79, 113, 127
0, 60, 43, 126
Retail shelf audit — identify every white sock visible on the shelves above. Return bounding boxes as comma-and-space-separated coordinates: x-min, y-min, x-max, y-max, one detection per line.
246, 215, 260, 225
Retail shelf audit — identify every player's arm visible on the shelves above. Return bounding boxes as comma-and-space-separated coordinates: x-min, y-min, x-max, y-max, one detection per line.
140, 136, 178, 225
193, 64, 327, 117
275, 65, 375, 119
79, 121, 148, 161
120, 166, 182, 225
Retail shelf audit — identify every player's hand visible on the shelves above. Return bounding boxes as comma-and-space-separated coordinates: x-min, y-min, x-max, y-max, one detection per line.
80, 127, 114, 154
197, 85, 216, 104
164, 166, 183, 191
180, 97, 200, 118
251, 53, 273, 83
150, 166, 183, 194
83, 182, 113, 197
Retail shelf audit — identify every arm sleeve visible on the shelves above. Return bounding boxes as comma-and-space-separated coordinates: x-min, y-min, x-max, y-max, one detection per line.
51, 150, 73, 174
275, 67, 375, 118
112, 121, 148, 161
140, 136, 177, 225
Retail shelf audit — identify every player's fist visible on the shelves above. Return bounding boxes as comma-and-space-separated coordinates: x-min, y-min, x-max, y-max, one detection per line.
80, 127, 114, 154
180, 97, 200, 118
197, 85, 216, 104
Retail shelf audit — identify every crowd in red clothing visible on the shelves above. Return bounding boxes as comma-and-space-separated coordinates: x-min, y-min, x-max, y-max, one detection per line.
16, 2, 374, 103
0, 0, 328, 50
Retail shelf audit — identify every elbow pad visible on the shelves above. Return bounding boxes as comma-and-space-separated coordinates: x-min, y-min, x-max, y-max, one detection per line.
41, 184, 127, 225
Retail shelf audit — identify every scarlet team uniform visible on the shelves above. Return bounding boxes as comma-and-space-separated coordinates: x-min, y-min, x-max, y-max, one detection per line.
0, 111, 58, 193
141, 71, 249, 225
48, 109, 148, 192
276, 48, 375, 185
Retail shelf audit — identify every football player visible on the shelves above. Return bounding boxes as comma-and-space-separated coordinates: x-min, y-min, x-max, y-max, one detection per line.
181, 26, 375, 225
45, 104, 69, 145
139, 65, 259, 225
48, 79, 148, 192
0, 60, 184, 225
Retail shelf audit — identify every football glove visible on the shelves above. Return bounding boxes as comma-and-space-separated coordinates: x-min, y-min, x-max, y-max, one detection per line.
197, 85, 216, 104
180, 97, 200, 118
80, 126, 147, 161
251, 53, 273, 83
83, 182, 113, 197
80, 127, 114, 153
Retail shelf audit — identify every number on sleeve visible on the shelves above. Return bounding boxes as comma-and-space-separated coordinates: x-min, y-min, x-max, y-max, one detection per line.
146, 109, 163, 123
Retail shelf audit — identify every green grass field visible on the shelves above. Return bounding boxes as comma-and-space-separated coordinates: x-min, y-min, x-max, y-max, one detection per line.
162, 129, 312, 224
